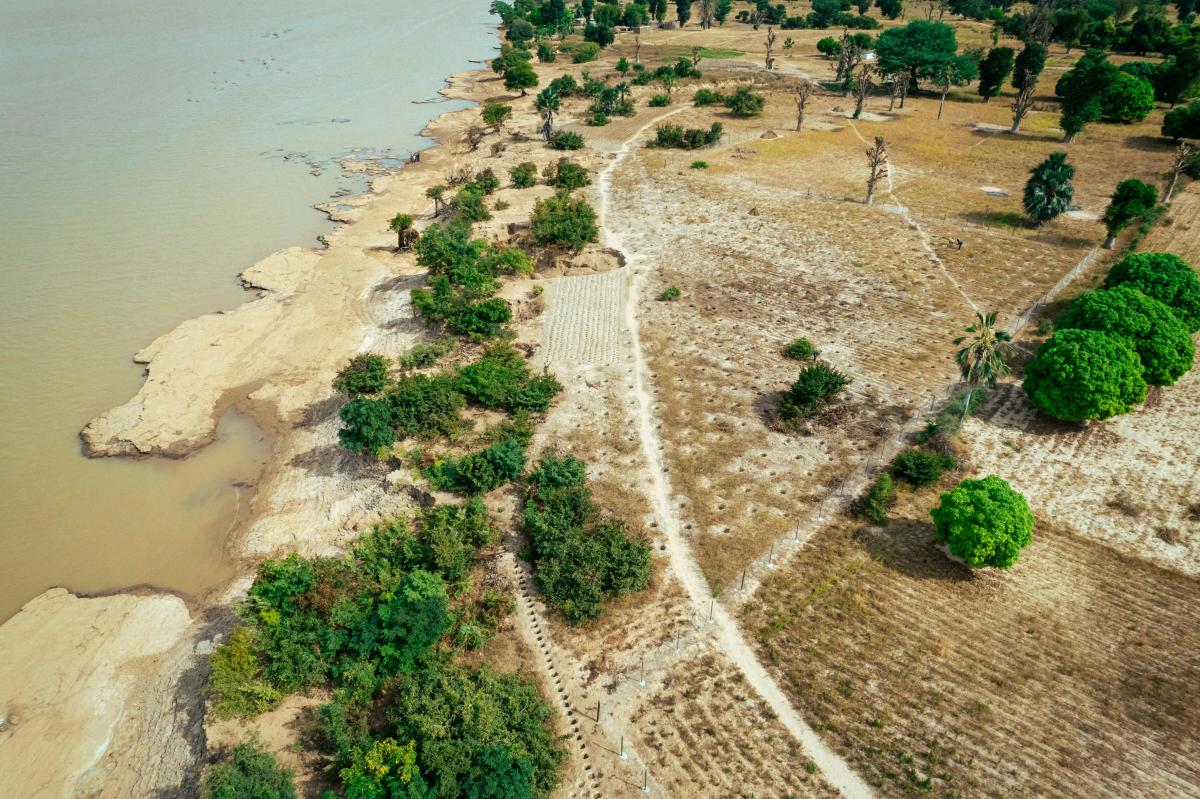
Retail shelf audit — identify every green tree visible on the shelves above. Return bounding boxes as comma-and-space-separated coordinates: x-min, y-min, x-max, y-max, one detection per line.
876, 0, 904, 19
481, 103, 513, 133
932, 53, 980, 119
1023, 151, 1074, 225
1056, 49, 1116, 141
1102, 252, 1200, 332
676, 0, 692, 26
715, 0, 734, 24
874, 20, 959, 87
530, 193, 599, 252
389, 213, 416, 251
203, 740, 296, 799
1162, 101, 1200, 140
930, 475, 1034, 569
340, 738, 422, 799
817, 36, 842, 58
779, 362, 852, 421
535, 87, 561, 139
504, 60, 539, 96
1158, 43, 1200, 107
334, 354, 392, 395
1009, 41, 1047, 133
510, 162, 538, 188
338, 396, 395, 454
1022, 328, 1147, 421
1057, 285, 1195, 386
1100, 179, 1158, 248
369, 569, 452, 675
207, 627, 281, 719
977, 47, 1014, 103
953, 311, 1016, 420
1101, 71, 1155, 123
724, 86, 766, 117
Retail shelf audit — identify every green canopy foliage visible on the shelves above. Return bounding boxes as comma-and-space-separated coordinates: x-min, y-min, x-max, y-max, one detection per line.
530, 193, 598, 252
333, 354, 391, 396
779, 362, 852, 421
203, 740, 296, 799
1022, 328, 1147, 421
977, 47, 1015, 101
1102, 252, 1200, 332
874, 20, 959, 85
1101, 178, 1158, 242
930, 475, 1034, 569
1056, 285, 1194, 386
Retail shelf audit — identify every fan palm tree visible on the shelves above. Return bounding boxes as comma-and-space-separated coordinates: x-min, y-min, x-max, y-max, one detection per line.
535, 87, 561, 140
1023, 151, 1075, 226
954, 311, 1016, 422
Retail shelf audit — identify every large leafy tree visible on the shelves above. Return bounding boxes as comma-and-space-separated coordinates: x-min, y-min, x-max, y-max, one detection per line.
1056, 49, 1115, 141
977, 47, 1014, 103
1056, 285, 1195, 386
1162, 101, 1200, 140
1023, 151, 1074, 225
1023, 328, 1147, 421
1158, 43, 1200, 108
930, 475, 1034, 569
1102, 252, 1200, 332
1100, 179, 1158, 249
954, 311, 1016, 419
874, 20, 959, 87
503, 60, 539, 96
1100, 70, 1155, 123
530, 193, 598, 252
1009, 41, 1047, 132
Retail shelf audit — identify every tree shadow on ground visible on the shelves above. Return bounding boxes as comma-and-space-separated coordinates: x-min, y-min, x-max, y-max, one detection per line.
1121, 134, 1175, 153
973, 381, 1090, 437
960, 209, 1033, 230
855, 517, 976, 583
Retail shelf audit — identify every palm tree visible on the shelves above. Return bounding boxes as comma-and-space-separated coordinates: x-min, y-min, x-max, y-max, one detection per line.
389, 213, 415, 251
1023, 151, 1075, 226
954, 311, 1016, 422
425, 185, 446, 217
535, 87, 561, 141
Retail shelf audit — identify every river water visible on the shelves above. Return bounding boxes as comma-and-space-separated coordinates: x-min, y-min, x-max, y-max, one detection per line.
0, 0, 495, 621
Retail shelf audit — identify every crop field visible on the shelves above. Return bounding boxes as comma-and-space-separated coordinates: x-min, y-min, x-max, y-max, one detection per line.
740, 489, 1200, 798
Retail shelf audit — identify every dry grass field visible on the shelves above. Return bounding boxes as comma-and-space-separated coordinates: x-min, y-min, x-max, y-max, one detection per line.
742, 492, 1200, 798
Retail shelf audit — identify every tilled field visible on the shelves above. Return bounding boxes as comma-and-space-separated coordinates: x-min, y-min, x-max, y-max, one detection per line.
742, 504, 1200, 798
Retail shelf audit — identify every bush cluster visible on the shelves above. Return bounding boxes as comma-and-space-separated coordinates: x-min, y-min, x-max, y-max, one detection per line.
510, 161, 539, 188
542, 158, 591, 190
454, 344, 564, 414
693, 88, 726, 106
891, 449, 958, 487
857, 473, 895, 524
530, 192, 599, 252
549, 130, 584, 150
650, 122, 724, 150
202, 739, 295, 799
779, 362, 852, 422
784, 337, 815, 361
333, 354, 391, 396
425, 438, 528, 495
724, 86, 766, 118
648, 93, 672, 107
523, 453, 652, 624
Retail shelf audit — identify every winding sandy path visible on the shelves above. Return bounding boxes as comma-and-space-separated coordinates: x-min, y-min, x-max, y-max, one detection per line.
596, 111, 876, 799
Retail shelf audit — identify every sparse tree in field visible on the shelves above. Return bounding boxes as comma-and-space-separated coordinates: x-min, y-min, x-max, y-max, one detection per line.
795, 80, 815, 132
877, 0, 903, 19
658, 71, 679, 95
954, 311, 1016, 421
1163, 143, 1193, 204
481, 102, 512, 133
503, 59, 538, 96
1023, 151, 1074, 226
1009, 41, 1046, 133
691, 45, 703, 69
853, 66, 874, 119
889, 72, 911, 110
464, 124, 486, 152
634, 26, 642, 64
930, 475, 1034, 569
977, 47, 1014, 103
1101, 179, 1158, 249
675, 0, 691, 26
864, 136, 889, 206
699, 0, 714, 27
715, 0, 734, 25
765, 26, 777, 71
933, 54, 978, 120
426, 185, 447, 217
535, 86, 561, 140
389, 213, 416, 251
616, 56, 630, 75
1023, 328, 1147, 421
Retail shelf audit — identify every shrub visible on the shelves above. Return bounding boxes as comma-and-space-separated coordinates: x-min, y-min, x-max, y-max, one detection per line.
784, 337, 815, 361
1056, 285, 1194, 386
658, 285, 681, 301
779, 362, 852, 420
454, 186, 491, 223
338, 396, 395, 454
587, 110, 610, 126
399, 338, 456, 370
648, 93, 672, 107
1102, 252, 1200, 332
426, 439, 527, 495
387, 373, 467, 439
537, 42, 557, 63
530, 193, 599, 252
543, 158, 591, 190
891, 449, 957, 487
650, 122, 724, 149
548, 130, 584, 150
203, 739, 296, 799
454, 346, 563, 413
693, 88, 726, 106
523, 453, 651, 623
573, 42, 601, 63
333, 354, 391, 395
1162, 101, 1200, 139
510, 161, 538, 188
691, 160, 709, 169
1022, 328, 1147, 421
930, 475, 1034, 569
207, 627, 281, 719
470, 167, 500, 195
724, 86, 766, 117
858, 473, 895, 524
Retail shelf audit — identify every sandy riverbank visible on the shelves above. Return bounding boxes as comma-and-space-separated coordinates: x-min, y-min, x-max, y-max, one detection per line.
0, 60, 526, 795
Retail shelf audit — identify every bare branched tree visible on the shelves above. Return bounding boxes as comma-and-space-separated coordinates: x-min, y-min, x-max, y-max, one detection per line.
700, 0, 714, 28
692, 45, 703, 68
464, 125, 485, 152
853, 66, 874, 119
865, 136, 889, 206
795, 80, 815, 132
634, 27, 642, 65
1163, 142, 1193, 203
1011, 78, 1036, 133
765, 27, 777, 70
897, 73, 911, 108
